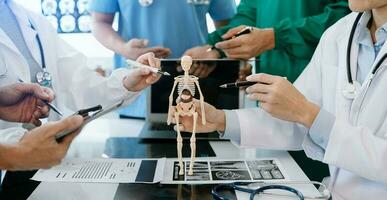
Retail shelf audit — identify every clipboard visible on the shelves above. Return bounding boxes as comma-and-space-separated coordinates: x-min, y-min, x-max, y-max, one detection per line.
55, 100, 125, 142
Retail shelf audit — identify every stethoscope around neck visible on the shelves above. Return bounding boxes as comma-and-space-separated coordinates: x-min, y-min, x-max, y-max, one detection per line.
343, 12, 387, 99
28, 20, 52, 87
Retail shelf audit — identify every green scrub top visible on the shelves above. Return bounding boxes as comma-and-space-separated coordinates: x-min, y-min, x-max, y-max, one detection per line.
208, 0, 350, 83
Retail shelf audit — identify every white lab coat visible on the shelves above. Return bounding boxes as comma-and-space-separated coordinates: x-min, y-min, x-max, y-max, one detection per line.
0, 1, 138, 144
232, 13, 387, 199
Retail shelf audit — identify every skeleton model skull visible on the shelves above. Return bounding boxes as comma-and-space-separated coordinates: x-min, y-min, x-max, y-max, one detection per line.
167, 56, 206, 176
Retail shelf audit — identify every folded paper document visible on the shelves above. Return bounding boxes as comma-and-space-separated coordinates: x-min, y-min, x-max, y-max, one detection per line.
32, 158, 286, 184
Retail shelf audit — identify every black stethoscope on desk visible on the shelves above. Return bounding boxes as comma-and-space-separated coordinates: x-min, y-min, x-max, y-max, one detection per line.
29, 20, 52, 87
343, 12, 387, 99
212, 181, 331, 200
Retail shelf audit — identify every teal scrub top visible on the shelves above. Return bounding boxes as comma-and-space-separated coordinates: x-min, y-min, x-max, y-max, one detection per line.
90, 0, 236, 67
89, 0, 236, 118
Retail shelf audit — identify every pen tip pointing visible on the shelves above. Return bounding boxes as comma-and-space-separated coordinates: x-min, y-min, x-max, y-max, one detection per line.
219, 84, 226, 88
164, 72, 171, 76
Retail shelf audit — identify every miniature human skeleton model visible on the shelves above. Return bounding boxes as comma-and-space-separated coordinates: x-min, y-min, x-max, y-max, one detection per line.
167, 56, 206, 176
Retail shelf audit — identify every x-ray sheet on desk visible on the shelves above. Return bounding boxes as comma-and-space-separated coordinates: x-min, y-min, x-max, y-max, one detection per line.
31, 158, 165, 183
161, 158, 287, 184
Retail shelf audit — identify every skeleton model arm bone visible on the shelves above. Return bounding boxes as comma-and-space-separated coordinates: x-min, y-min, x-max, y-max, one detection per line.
167, 77, 180, 125
194, 79, 206, 125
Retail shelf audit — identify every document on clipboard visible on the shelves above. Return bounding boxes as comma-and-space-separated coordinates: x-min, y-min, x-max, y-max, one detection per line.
55, 100, 125, 142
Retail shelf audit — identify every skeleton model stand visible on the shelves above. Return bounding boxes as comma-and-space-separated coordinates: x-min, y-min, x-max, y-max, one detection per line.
167, 56, 206, 176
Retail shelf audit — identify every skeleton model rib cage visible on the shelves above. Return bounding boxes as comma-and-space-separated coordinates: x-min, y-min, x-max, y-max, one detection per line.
167, 56, 206, 176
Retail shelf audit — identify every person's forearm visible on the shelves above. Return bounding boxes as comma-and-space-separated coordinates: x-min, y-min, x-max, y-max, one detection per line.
207, 0, 257, 45
298, 101, 320, 129
273, 1, 350, 59
214, 20, 230, 29
0, 144, 19, 170
92, 21, 126, 56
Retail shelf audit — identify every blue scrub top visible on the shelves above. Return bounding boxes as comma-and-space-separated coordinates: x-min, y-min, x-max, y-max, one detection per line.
90, 0, 236, 118
90, 0, 236, 67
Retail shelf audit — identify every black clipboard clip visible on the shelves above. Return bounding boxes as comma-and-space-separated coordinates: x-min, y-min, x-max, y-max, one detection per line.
55, 100, 125, 143
76, 105, 103, 118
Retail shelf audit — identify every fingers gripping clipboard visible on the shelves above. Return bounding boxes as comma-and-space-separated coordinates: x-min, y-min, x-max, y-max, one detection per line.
55, 100, 125, 142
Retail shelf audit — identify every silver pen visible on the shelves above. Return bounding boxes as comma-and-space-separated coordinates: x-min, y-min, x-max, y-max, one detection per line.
126, 59, 170, 76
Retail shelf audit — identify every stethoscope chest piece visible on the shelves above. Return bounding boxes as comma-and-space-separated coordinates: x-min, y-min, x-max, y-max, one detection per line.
36, 70, 52, 87
139, 0, 153, 7
342, 82, 360, 100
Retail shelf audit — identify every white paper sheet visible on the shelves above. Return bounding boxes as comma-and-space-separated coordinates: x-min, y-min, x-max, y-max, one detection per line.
161, 158, 288, 184
31, 158, 165, 183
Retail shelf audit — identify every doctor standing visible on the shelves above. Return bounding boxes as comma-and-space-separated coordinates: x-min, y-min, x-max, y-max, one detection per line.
0, 0, 161, 144
89, 0, 236, 118
175, 0, 387, 199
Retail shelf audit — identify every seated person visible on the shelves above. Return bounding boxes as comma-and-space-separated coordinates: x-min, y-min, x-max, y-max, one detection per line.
174, 0, 387, 198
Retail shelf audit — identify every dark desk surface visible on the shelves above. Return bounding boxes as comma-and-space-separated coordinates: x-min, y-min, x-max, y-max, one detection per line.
0, 118, 314, 200
0, 138, 220, 200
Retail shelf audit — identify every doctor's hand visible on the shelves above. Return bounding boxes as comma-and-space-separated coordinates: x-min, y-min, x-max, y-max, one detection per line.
184, 45, 221, 60
0, 83, 54, 126
215, 25, 275, 60
183, 46, 219, 78
121, 38, 171, 60
170, 99, 226, 133
3, 115, 83, 170
245, 73, 320, 128
123, 52, 161, 92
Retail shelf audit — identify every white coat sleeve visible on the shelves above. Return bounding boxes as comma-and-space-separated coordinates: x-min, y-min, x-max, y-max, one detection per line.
0, 126, 26, 144
54, 36, 139, 110
233, 35, 325, 152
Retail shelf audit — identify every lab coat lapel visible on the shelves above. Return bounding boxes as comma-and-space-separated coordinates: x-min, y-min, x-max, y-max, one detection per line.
8, 1, 42, 67
0, 28, 30, 82
0, 29, 21, 57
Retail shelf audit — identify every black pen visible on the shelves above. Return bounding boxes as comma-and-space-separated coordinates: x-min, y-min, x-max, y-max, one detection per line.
219, 81, 258, 88
207, 26, 254, 52
18, 79, 63, 117
220, 76, 287, 88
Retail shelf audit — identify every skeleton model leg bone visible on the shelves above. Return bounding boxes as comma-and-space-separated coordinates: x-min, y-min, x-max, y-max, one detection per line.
175, 111, 184, 175
188, 111, 198, 175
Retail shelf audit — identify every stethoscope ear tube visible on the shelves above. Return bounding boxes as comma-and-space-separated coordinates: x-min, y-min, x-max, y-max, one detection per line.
29, 19, 53, 87
346, 13, 363, 85
344, 13, 363, 100
249, 184, 304, 200
344, 12, 387, 100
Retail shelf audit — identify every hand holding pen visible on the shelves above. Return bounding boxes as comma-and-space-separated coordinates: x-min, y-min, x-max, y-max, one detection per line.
126, 59, 170, 76
220, 75, 286, 88
18, 79, 63, 117
0, 83, 58, 126
123, 52, 164, 92
211, 25, 275, 60
207, 26, 254, 52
